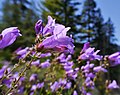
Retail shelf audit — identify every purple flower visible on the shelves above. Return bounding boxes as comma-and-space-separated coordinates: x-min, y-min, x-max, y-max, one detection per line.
0, 66, 7, 79
31, 82, 44, 91
2, 79, 11, 88
57, 54, 79, 80
35, 16, 55, 35
0, 27, 21, 48
37, 82, 44, 89
42, 16, 55, 35
78, 43, 102, 61
36, 16, 74, 54
65, 82, 71, 89
66, 55, 72, 61
40, 59, 50, 68
108, 52, 120, 66
31, 60, 40, 66
109, 52, 120, 60
108, 80, 119, 89
38, 33, 74, 54
16, 47, 29, 59
85, 77, 94, 89
17, 87, 24, 94
80, 42, 90, 54
57, 53, 66, 62
30, 92, 34, 95
29, 74, 37, 81
35, 20, 43, 34
93, 66, 107, 72
86, 73, 95, 79
59, 79, 67, 86
73, 90, 78, 95
31, 85, 37, 91
64, 65, 73, 71
50, 81, 60, 92
86, 92, 92, 95
39, 53, 51, 58
66, 68, 79, 80
81, 62, 94, 73
13, 72, 25, 84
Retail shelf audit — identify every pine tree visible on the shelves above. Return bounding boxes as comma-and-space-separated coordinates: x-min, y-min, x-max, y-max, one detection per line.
79, 0, 118, 55
103, 18, 118, 54
92, 14, 118, 55
91, 8, 106, 55
79, 0, 102, 42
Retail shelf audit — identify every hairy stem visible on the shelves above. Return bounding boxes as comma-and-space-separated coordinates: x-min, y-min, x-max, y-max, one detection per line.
5, 51, 37, 95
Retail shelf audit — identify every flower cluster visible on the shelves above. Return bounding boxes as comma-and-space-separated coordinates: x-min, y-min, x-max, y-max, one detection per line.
0, 16, 119, 95
78, 42, 102, 61
81, 61, 107, 94
35, 16, 74, 54
57, 53, 79, 80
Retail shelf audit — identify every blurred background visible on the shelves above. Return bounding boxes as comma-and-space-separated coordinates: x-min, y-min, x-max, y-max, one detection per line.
0, 0, 120, 94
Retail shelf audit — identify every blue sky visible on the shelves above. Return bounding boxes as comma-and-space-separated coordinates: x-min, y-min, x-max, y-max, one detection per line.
95, 0, 120, 45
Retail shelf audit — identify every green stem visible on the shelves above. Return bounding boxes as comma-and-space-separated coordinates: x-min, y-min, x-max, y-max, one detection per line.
0, 51, 32, 85
5, 51, 37, 95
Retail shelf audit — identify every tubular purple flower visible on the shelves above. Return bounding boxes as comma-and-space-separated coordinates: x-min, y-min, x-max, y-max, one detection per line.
29, 74, 37, 81
38, 35, 74, 54
81, 62, 94, 73
66, 67, 79, 80
0, 27, 21, 48
86, 92, 92, 95
35, 20, 43, 34
93, 66, 107, 72
65, 82, 71, 89
39, 53, 51, 58
80, 42, 90, 54
31, 82, 44, 91
59, 79, 67, 86
73, 90, 78, 95
42, 16, 55, 35
78, 43, 102, 60
31, 60, 40, 66
108, 52, 120, 66
31, 85, 37, 91
2, 79, 11, 88
35, 16, 55, 36
17, 87, 24, 94
66, 55, 72, 61
13, 72, 25, 82
108, 80, 119, 89
86, 73, 95, 79
109, 52, 120, 60
36, 16, 74, 54
0, 66, 7, 79
64, 65, 73, 71
57, 53, 67, 62
40, 59, 50, 68
37, 82, 44, 89
30, 92, 34, 95
50, 81, 60, 92
16, 47, 29, 59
